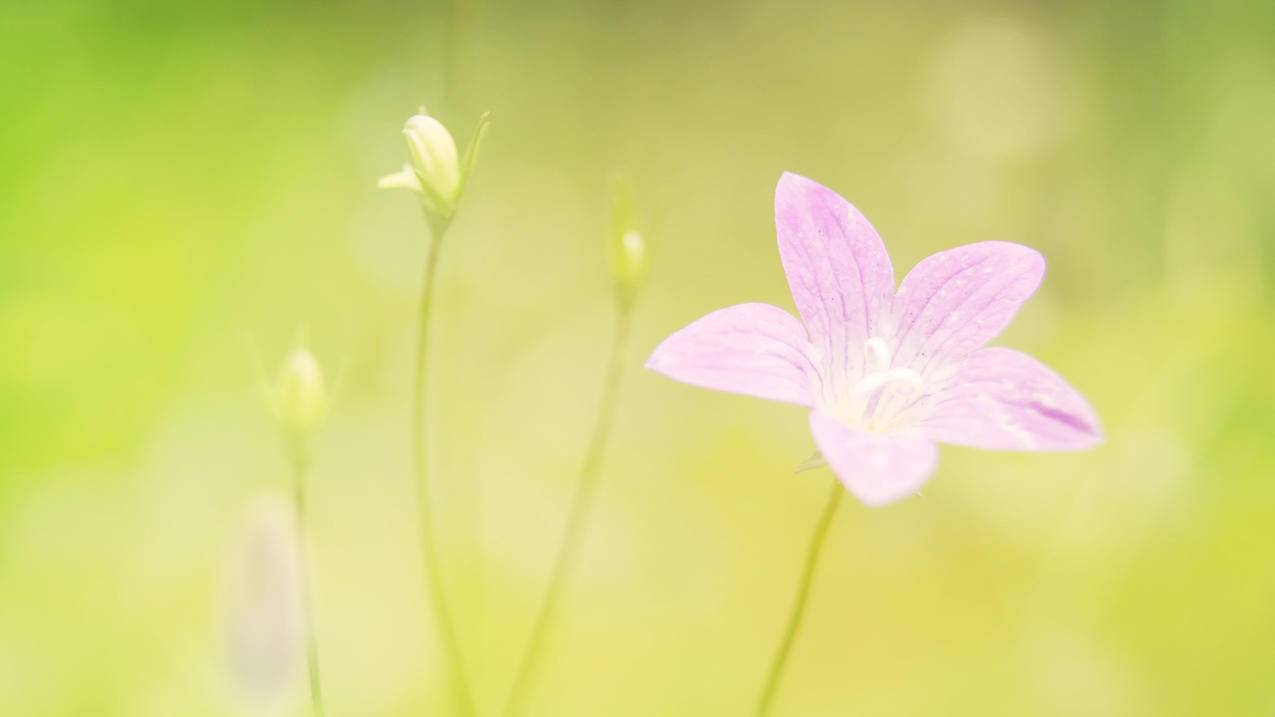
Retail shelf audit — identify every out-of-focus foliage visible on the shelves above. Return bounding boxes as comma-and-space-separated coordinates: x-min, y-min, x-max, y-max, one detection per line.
1, 0, 1273, 715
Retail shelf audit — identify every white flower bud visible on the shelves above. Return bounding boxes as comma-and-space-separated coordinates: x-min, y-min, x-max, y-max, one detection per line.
608, 176, 648, 309
379, 108, 490, 229
612, 229, 648, 307
274, 347, 326, 436
403, 112, 460, 212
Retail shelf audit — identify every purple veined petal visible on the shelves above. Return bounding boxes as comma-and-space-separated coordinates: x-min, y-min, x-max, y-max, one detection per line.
809, 411, 938, 507
646, 302, 818, 407
775, 173, 895, 376
892, 241, 1045, 373
918, 347, 1103, 451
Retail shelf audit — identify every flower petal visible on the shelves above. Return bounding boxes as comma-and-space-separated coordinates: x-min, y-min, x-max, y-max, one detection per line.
809, 411, 938, 507
775, 173, 895, 375
646, 303, 817, 406
919, 348, 1102, 451
892, 242, 1044, 373
377, 163, 423, 193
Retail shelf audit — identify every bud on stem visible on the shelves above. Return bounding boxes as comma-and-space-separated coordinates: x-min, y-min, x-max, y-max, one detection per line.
379, 107, 491, 230
608, 175, 649, 311
274, 347, 326, 437
264, 328, 329, 472
403, 112, 461, 216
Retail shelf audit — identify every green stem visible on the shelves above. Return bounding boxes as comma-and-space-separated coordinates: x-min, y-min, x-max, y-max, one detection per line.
502, 311, 633, 716
289, 441, 327, 717
411, 216, 476, 716
755, 480, 843, 717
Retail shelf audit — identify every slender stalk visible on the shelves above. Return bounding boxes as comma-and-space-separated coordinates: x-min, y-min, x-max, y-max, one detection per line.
755, 480, 844, 717
502, 311, 633, 716
288, 440, 327, 717
410, 216, 476, 716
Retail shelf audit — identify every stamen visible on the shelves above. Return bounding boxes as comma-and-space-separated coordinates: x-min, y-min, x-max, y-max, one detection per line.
836, 338, 928, 431
864, 337, 891, 373
852, 367, 923, 397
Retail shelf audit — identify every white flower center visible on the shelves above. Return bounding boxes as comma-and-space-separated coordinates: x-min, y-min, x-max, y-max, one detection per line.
843, 337, 925, 431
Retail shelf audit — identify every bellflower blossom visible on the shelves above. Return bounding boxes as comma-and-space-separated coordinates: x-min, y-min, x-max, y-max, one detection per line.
647, 173, 1101, 506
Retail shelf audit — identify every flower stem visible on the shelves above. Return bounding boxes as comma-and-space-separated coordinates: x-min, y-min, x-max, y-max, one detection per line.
411, 216, 476, 716
288, 442, 327, 717
502, 310, 633, 716
755, 480, 843, 717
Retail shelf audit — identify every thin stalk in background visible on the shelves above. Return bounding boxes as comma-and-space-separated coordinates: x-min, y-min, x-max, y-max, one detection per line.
410, 215, 476, 717
265, 339, 332, 717
503, 311, 633, 716
380, 109, 489, 716
288, 442, 328, 717
503, 175, 648, 716
755, 480, 844, 717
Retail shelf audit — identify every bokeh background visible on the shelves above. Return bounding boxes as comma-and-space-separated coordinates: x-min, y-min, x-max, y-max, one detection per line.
3, 0, 1274, 714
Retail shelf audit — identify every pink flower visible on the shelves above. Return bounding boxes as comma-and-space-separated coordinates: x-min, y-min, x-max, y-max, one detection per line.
646, 173, 1102, 506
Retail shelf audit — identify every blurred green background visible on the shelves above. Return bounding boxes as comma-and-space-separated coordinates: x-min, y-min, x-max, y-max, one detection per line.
3, 0, 1274, 714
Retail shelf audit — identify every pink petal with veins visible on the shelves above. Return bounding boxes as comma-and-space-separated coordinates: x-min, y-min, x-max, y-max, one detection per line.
809, 411, 938, 507
920, 348, 1102, 451
775, 172, 895, 378
892, 241, 1044, 373
646, 302, 817, 407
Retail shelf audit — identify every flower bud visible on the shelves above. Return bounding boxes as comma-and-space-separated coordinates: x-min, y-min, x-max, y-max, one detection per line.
273, 347, 326, 436
609, 176, 648, 309
403, 111, 460, 212
612, 229, 648, 307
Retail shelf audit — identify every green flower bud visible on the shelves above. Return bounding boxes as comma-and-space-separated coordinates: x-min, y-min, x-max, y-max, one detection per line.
609, 175, 648, 310
612, 228, 648, 308
379, 108, 491, 233
273, 347, 326, 436
403, 111, 460, 215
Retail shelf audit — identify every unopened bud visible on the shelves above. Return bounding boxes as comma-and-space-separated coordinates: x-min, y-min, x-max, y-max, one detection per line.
403, 111, 460, 214
612, 229, 648, 306
273, 347, 326, 436
379, 108, 490, 230
609, 176, 648, 309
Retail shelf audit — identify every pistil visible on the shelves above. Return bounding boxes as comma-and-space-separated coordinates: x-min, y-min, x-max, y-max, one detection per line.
845, 338, 925, 430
